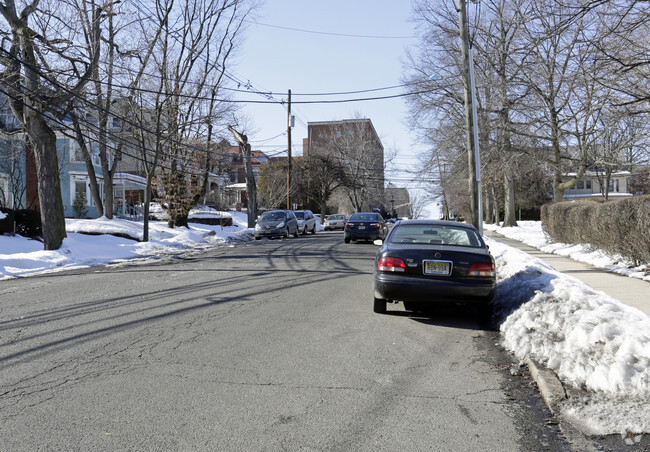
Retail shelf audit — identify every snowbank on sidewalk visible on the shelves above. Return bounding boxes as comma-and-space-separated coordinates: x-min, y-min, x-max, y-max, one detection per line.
489, 237, 650, 435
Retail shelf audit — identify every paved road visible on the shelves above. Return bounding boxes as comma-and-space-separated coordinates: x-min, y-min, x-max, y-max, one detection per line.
0, 232, 567, 451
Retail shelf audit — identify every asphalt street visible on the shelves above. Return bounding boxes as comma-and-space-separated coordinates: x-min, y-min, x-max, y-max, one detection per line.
0, 232, 569, 451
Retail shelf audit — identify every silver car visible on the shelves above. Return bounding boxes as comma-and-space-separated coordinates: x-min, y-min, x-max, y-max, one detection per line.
293, 210, 317, 235
324, 214, 348, 231
255, 210, 300, 239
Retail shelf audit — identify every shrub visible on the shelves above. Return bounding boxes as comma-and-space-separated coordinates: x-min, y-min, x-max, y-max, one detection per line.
541, 196, 650, 266
0, 208, 43, 238
73, 191, 88, 218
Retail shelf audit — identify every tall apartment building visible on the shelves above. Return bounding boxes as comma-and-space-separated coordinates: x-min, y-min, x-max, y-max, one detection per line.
303, 118, 385, 213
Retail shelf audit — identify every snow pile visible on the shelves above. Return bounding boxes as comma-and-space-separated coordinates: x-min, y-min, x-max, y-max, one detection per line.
490, 238, 650, 435
0, 211, 253, 280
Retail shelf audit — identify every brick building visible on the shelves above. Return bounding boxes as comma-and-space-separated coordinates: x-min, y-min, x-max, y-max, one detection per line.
303, 118, 385, 214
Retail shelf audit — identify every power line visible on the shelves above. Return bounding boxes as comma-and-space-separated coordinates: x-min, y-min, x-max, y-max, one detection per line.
248, 20, 416, 40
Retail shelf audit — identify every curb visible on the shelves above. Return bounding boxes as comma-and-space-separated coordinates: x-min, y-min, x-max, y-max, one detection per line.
524, 356, 567, 413
525, 356, 598, 451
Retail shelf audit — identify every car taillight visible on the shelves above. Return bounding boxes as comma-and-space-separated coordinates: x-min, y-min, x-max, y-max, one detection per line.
369, 223, 380, 229
346, 223, 354, 228
378, 257, 406, 272
466, 262, 495, 277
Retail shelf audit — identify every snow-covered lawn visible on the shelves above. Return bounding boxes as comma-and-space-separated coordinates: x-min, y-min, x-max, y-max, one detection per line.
1, 213, 648, 436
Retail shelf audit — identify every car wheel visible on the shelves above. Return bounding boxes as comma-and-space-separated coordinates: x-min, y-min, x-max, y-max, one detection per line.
302, 227, 307, 235
293, 227, 299, 238
255, 236, 261, 240
311, 225, 316, 234
344, 236, 351, 243
373, 297, 387, 314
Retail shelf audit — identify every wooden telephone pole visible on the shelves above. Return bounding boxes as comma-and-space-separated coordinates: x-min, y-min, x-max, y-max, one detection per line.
457, 0, 482, 234
286, 89, 292, 210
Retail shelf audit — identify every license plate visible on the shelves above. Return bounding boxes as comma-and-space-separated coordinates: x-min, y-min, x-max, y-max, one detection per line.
358, 225, 366, 230
423, 260, 452, 275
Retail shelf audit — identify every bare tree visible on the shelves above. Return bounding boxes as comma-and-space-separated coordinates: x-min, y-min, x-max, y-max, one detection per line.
0, 0, 102, 249
257, 161, 288, 210
151, 0, 251, 228
300, 153, 349, 217
322, 120, 385, 212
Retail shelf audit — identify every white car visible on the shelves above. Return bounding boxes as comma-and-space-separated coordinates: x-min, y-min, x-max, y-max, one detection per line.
324, 214, 348, 231
293, 210, 317, 235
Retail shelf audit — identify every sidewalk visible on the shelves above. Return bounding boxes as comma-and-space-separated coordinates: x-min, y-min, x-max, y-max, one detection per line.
485, 230, 650, 318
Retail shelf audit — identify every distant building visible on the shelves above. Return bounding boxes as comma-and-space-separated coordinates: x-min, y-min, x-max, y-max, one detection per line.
562, 170, 633, 199
304, 118, 384, 213
384, 185, 411, 218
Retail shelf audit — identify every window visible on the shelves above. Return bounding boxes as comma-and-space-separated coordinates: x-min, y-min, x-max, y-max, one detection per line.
70, 142, 84, 163
74, 179, 88, 206
577, 181, 584, 189
71, 176, 102, 208
608, 179, 619, 192
0, 175, 8, 207
586, 180, 592, 189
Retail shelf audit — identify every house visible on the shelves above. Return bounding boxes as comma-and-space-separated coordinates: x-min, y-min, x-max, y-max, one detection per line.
0, 86, 271, 218
562, 170, 633, 200
212, 145, 269, 210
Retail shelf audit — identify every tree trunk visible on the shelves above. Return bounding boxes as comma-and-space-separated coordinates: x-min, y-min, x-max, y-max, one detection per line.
491, 186, 499, 225
484, 189, 493, 224
502, 170, 517, 227
72, 117, 104, 214
25, 117, 67, 250
243, 142, 257, 227
99, 117, 114, 219
142, 172, 155, 242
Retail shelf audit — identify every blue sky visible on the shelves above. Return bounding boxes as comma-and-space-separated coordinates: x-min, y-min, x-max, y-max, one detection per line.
230, 1, 427, 194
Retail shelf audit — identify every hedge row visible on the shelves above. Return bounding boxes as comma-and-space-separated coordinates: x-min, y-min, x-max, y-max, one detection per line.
0, 208, 43, 238
541, 195, 650, 266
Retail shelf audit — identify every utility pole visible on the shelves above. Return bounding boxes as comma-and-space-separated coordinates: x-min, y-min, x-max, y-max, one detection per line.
457, 0, 482, 233
286, 89, 292, 210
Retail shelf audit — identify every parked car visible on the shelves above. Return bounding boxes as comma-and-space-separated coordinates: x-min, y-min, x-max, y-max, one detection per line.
293, 210, 317, 235
344, 212, 388, 243
372, 219, 496, 318
324, 214, 348, 231
254, 210, 299, 239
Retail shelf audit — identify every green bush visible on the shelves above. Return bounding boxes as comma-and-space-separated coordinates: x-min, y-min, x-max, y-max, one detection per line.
73, 191, 88, 218
541, 196, 650, 266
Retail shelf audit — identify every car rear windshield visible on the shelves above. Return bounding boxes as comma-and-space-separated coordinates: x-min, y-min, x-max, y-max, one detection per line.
388, 224, 482, 247
349, 213, 380, 222
260, 212, 284, 221
327, 215, 346, 220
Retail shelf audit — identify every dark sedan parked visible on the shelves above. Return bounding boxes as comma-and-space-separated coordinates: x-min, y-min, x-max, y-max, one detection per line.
254, 210, 300, 239
373, 220, 496, 318
344, 212, 388, 243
